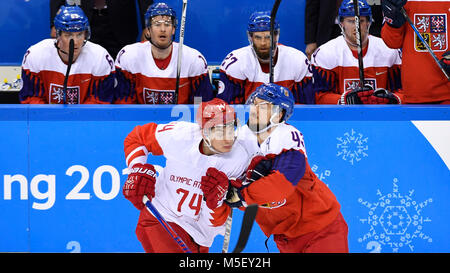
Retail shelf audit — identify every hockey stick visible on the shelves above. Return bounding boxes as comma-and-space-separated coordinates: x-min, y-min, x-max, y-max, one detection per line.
400, 8, 449, 81
143, 195, 192, 253
174, 0, 188, 104
232, 204, 258, 253
221, 208, 233, 253
352, 0, 365, 88
62, 39, 74, 104
269, 0, 281, 83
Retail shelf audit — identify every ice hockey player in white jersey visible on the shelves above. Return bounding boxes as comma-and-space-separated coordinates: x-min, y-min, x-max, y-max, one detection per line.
114, 2, 214, 104
122, 98, 257, 252
217, 11, 313, 104
310, 0, 403, 104
19, 4, 115, 104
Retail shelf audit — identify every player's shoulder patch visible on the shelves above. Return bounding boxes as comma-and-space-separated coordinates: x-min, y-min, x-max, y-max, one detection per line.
22, 39, 55, 71
280, 44, 308, 61
155, 121, 199, 140
220, 46, 253, 79
311, 36, 343, 70
115, 41, 147, 68
366, 36, 402, 66
262, 123, 307, 157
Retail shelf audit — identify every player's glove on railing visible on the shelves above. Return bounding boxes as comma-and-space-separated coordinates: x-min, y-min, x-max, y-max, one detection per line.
123, 163, 157, 210
371, 88, 402, 104
382, 0, 407, 28
339, 86, 374, 104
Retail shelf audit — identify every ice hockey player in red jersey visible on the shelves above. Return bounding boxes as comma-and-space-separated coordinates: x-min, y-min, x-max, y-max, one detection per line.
212, 83, 349, 253
122, 98, 257, 252
381, 0, 450, 103
114, 2, 214, 104
19, 4, 115, 104
217, 11, 313, 104
310, 0, 403, 104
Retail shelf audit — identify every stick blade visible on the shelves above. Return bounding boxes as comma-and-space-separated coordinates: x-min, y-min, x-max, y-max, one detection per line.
232, 204, 258, 253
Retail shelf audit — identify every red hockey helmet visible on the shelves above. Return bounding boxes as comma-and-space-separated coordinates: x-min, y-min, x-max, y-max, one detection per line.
196, 98, 236, 130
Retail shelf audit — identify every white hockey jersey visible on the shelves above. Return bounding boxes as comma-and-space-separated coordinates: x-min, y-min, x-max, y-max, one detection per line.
124, 121, 258, 247
20, 39, 115, 104
115, 41, 213, 104
310, 35, 403, 104
217, 44, 313, 104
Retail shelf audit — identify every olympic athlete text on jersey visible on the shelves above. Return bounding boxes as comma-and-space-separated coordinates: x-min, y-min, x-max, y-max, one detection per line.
114, 2, 213, 104
122, 98, 258, 253
19, 4, 115, 104
217, 11, 313, 104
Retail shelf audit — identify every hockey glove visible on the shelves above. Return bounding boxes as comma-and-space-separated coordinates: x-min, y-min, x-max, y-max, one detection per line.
201, 168, 230, 210
371, 88, 402, 104
439, 51, 450, 76
246, 155, 273, 183
224, 156, 273, 208
339, 86, 374, 105
123, 163, 157, 210
382, 0, 407, 28
225, 178, 246, 208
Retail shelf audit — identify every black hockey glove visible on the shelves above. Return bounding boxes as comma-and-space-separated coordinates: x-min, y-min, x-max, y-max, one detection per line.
382, 0, 407, 28
245, 156, 273, 183
339, 86, 374, 105
225, 156, 273, 208
371, 88, 402, 104
439, 51, 450, 77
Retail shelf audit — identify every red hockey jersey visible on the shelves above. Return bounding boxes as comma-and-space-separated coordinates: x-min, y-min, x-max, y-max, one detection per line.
381, 0, 450, 103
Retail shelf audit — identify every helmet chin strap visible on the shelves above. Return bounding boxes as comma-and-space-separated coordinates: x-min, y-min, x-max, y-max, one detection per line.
248, 111, 283, 134
202, 123, 239, 155
145, 27, 174, 50
339, 22, 371, 48
149, 37, 173, 50
54, 38, 87, 56
202, 136, 223, 155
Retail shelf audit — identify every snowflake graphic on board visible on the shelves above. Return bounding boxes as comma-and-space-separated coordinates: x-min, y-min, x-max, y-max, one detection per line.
357, 178, 433, 253
336, 129, 368, 165
311, 164, 331, 181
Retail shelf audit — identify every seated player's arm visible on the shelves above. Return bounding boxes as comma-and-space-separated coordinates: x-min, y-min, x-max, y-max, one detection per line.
310, 65, 341, 104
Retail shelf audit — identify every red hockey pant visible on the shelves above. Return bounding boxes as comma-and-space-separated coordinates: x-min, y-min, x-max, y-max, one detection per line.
135, 207, 209, 253
274, 212, 349, 253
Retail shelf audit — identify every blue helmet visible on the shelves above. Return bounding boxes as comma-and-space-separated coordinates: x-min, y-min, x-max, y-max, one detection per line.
145, 2, 177, 28
54, 5, 90, 38
338, 0, 372, 22
247, 83, 294, 122
247, 11, 280, 33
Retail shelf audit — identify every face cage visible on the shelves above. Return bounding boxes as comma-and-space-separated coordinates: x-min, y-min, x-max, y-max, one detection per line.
202, 119, 240, 154
246, 97, 285, 134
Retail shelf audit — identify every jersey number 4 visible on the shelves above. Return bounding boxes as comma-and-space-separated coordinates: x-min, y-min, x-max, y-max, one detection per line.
176, 188, 202, 216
